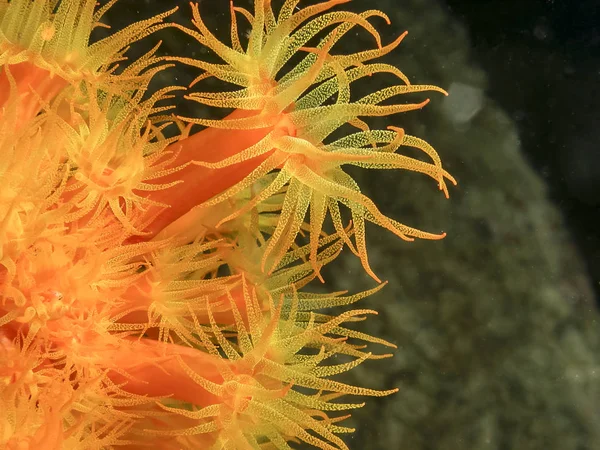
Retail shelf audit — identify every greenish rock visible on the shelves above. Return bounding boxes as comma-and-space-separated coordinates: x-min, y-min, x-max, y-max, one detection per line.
320, 1, 600, 449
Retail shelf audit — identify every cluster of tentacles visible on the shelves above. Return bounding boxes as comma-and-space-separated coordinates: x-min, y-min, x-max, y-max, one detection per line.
0, 0, 453, 449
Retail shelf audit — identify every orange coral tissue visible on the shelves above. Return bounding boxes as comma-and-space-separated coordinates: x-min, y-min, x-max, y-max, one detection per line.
0, 0, 454, 449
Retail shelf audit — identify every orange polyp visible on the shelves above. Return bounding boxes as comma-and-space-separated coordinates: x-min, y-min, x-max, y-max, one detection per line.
29, 407, 64, 450
117, 278, 252, 333
140, 109, 278, 238
107, 337, 227, 407
0, 62, 67, 122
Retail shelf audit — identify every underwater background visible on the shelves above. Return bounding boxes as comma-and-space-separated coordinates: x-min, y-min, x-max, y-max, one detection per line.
101, 0, 600, 448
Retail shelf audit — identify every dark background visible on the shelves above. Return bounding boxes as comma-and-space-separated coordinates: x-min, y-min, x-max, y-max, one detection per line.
442, 0, 600, 305
102, 0, 600, 305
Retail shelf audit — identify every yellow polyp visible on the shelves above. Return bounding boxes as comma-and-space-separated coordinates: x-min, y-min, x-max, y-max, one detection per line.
116, 238, 240, 344
176, 0, 456, 280
55, 81, 187, 235
1, 0, 458, 447
145, 273, 395, 449
0, 0, 177, 86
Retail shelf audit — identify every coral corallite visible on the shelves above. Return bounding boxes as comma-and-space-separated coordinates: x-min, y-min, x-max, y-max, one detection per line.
0, 0, 455, 449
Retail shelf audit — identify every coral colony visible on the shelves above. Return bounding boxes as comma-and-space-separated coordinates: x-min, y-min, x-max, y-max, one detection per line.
0, 0, 455, 448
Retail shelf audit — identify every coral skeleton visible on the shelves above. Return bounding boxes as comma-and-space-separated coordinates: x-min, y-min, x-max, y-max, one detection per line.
0, 0, 454, 448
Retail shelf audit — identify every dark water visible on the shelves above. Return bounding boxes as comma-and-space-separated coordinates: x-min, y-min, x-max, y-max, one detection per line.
98, 1, 600, 449
444, 0, 600, 305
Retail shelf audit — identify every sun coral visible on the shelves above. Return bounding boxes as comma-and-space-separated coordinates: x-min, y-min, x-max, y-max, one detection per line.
0, 0, 454, 449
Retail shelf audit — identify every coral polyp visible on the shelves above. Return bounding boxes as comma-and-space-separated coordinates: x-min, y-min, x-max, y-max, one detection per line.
169, 0, 455, 279
0, 0, 454, 448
